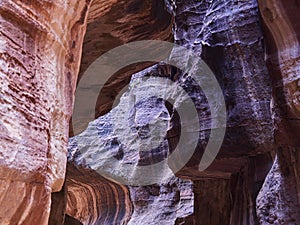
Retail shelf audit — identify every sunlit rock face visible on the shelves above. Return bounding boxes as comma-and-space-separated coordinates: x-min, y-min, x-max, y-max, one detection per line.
68, 66, 195, 224
0, 0, 91, 224
1, 0, 300, 224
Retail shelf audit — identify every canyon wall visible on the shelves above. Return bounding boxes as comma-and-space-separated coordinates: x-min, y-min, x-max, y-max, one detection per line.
0, 0, 300, 225
0, 0, 91, 224
256, 0, 300, 224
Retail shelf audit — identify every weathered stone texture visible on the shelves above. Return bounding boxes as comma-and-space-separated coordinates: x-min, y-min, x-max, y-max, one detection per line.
256, 0, 300, 224
65, 164, 133, 225
1, 0, 300, 224
0, 0, 91, 224
68, 0, 276, 224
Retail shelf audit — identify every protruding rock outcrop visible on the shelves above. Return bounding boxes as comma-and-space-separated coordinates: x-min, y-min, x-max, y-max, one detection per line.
68, 0, 277, 224
66, 1, 174, 224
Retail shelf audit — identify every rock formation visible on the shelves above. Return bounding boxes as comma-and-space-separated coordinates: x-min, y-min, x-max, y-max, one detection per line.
0, 0, 300, 225
256, 0, 300, 223
0, 0, 91, 224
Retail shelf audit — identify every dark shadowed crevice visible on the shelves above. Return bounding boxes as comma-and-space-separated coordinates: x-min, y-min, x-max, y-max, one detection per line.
64, 215, 83, 225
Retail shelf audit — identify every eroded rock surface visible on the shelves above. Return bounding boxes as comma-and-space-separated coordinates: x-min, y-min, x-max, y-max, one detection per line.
0, 0, 91, 224
1, 0, 300, 224
65, 163, 133, 225
68, 68, 195, 223
68, 0, 276, 224
71, 0, 173, 130
66, 1, 175, 224
256, 0, 300, 223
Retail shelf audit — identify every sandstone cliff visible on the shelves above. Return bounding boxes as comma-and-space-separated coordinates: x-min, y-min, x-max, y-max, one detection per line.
0, 0, 299, 225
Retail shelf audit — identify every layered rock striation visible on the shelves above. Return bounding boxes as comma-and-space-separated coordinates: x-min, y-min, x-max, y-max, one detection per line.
256, 0, 300, 223
1, 0, 300, 225
0, 0, 91, 224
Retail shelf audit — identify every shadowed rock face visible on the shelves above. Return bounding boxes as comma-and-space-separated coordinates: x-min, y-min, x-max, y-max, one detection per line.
256, 0, 300, 223
1, 0, 300, 225
73, 0, 173, 127
167, 0, 274, 177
